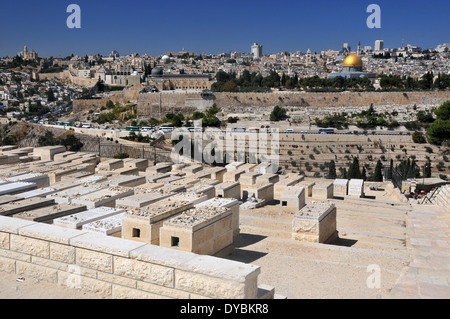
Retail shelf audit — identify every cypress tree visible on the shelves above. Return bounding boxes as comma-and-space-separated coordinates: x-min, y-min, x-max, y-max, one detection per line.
373, 160, 383, 182
327, 160, 337, 179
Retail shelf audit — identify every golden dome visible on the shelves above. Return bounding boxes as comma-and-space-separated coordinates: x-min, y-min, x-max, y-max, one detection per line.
342, 54, 363, 67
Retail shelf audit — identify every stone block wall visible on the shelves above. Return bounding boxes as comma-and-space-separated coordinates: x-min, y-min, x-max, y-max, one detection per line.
0, 216, 262, 299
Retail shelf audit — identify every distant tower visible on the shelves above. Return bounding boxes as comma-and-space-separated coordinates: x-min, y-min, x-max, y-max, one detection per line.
251, 43, 263, 59
374, 40, 384, 52
343, 43, 351, 55
305, 48, 312, 65
357, 41, 362, 55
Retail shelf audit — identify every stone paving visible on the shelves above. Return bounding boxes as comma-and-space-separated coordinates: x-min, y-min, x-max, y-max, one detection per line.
389, 204, 450, 299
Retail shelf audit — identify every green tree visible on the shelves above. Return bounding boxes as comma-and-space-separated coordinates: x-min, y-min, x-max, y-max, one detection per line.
348, 157, 361, 179
423, 159, 432, 178
372, 160, 383, 182
412, 131, 426, 143
38, 130, 56, 146
270, 105, 286, 122
327, 160, 336, 179
60, 134, 83, 151
427, 101, 450, 145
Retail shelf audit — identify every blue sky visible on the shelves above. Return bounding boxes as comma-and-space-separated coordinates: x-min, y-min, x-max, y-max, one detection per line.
1, 0, 449, 57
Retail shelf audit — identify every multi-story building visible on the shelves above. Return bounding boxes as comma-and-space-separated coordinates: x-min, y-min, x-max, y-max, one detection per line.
374, 40, 384, 52
251, 43, 263, 59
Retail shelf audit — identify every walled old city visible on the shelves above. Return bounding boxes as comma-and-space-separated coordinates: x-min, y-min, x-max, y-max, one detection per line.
0, 38, 449, 300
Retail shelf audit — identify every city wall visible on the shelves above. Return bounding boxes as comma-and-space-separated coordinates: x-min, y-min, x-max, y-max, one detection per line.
38, 71, 98, 88
0, 216, 261, 299
74, 90, 449, 118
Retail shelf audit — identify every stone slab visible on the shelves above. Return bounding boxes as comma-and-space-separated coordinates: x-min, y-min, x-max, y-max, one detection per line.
13, 203, 87, 223
82, 213, 125, 236
0, 182, 37, 196
0, 197, 55, 216
53, 207, 125, 229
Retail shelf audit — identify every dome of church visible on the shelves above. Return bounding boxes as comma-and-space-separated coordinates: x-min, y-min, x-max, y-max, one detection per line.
342, 54, 363, 67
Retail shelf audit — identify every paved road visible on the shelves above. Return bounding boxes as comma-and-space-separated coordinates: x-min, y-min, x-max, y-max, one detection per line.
390, 203, 450, 298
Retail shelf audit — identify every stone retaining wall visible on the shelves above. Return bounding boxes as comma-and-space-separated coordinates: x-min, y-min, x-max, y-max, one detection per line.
0, 216, 261, 299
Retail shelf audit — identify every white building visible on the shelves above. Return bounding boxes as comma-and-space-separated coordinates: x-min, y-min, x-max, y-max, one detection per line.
251, 43, 263, 59
374, 40, 384, 52
78, 69, 92, 78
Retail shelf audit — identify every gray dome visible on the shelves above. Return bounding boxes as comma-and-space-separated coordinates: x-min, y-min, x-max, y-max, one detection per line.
151, 67, 163, 76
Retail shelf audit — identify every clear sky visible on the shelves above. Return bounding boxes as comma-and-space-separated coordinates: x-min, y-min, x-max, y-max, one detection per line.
1, 0, 449, 58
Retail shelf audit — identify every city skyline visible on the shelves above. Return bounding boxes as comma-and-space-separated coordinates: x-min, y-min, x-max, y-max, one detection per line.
1, 0, 449, 58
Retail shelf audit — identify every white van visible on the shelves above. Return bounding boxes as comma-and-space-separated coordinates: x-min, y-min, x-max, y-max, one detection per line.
159, 127, 174, 133
81, 123, 91, 128
285, 129, 294, 133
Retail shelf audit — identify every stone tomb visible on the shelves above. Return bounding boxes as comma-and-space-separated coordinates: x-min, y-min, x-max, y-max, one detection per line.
195, 197, 240, 239
280, 186, 306, 213
186, 182, 216, 199
144, 173, 172, 183
5, 173, 49, 188
0, 182, 37, 196
333, 179, 349, 197
312, 182, 334, 199
170, 192, 209, 205
32, 146, 66, 161
348, 179, 365, 198
255, 173, 279, 185
239, 172, 262, 198
0, 195, 21, 205
122, 199, 193, 245
292, 202, 338, 244
115, 190, 174, 209
13, 202, 87, 223
47, 183, 108, 204
71, 186, 134, 209
50, 175, 107, 191
223, 168, 246, 183
159, 206, 233, 256
81, 212, 125, 236
123, 158, 148, 172
96, 159, 124, 172
107, 175, 146, 188
0, 197, 55, 216
297, 181, 315, 197
145, 162, 173, 174
242, 183, 274, 204
53, 206, 125, 229
274, 175, 304, 200
215, 181, 241, 200
15, 187, 57, 199
208, 167, 227, 183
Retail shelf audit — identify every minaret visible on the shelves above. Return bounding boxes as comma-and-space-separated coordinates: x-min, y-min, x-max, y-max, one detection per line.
357, 41, 361, 56
24, 45, 28, 59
